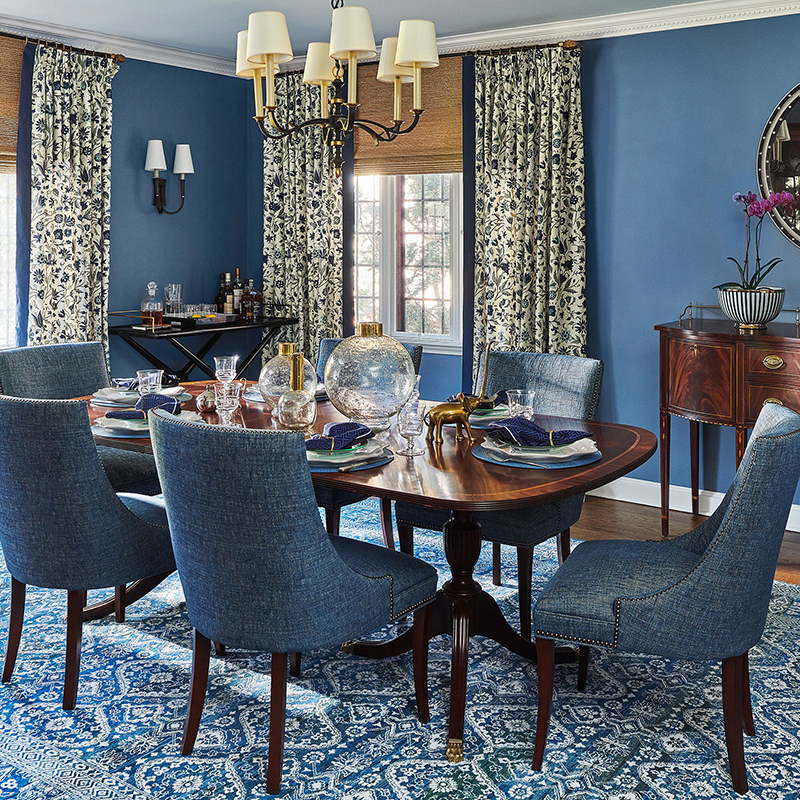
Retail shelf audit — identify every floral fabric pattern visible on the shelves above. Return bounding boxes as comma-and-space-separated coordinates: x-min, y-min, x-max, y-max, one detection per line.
262, 72, 343, 364
27, 46, 118, 348
473, 48, 586, 372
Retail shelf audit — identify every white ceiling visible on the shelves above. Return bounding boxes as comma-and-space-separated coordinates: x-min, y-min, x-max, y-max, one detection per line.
0, 0, 760, 59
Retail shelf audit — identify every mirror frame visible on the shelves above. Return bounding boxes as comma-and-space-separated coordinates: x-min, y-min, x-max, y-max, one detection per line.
757, 81, 800, 248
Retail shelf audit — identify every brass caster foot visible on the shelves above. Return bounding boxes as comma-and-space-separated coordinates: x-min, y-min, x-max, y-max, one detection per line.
340, 640, 355, 654
445, 738, 463, 762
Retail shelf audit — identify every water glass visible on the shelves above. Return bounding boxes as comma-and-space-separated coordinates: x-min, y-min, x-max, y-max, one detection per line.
214, 381, 242, 419
164, 283, 183, 315
507, 389, 535, 420
136, 369, 163, 395
214, 355, 239, 383
397, 411, 425, 456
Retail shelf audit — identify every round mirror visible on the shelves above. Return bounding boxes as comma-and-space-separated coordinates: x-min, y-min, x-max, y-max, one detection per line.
757, 82, 800, 247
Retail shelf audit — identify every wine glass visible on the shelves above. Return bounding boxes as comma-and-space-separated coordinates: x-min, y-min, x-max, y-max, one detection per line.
214, 355, 239, 383
397, 411, 425, 457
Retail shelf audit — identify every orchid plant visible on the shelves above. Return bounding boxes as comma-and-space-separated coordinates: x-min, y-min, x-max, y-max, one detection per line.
715, 191, 796, 290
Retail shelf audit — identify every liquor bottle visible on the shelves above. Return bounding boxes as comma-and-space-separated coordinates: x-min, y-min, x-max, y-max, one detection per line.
240, 279, 255, 322
224, 272, 234, 314
214, 272, 226, 313
233, 268, 244, 313
277, 352, 317, 431
251, 281, 263, 319
140, 282, 164, 326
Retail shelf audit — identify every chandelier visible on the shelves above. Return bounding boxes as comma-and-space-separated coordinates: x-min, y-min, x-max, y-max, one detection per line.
236, 1, 439, 175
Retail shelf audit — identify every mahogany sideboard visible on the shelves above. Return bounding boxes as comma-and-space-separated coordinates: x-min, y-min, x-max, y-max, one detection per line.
656, 318, 800, 537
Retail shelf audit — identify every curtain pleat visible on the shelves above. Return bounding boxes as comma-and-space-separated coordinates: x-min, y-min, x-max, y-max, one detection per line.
262, 72, 343, 364
27, 46, 118, 349
472, 48, 586, 373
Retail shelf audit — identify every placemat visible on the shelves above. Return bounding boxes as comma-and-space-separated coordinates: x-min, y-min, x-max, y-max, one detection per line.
472, 444, 602, 469
308, 452, 394, 473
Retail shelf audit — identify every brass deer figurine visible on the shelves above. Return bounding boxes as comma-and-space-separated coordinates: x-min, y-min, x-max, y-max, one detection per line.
425, 342, 495, 445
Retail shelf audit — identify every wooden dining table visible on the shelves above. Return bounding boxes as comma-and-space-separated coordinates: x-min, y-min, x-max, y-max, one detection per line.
87, 383, 657, 762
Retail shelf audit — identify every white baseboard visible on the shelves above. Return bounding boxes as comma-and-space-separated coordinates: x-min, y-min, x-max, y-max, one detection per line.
587, 477, 800, 532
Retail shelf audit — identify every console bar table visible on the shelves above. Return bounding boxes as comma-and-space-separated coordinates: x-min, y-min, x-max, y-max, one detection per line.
109, 316, 298, 381
656, 318, 800, 537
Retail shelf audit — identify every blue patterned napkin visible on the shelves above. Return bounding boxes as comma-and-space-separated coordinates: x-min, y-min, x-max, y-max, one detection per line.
306, 422, 374, 451
111, 377, 139, 390
105, 393, 181, 420
446, 389, 508, 409
486, 417, 592, 447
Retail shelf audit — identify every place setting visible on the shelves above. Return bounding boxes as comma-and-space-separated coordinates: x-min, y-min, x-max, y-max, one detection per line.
305, 422, 394, 473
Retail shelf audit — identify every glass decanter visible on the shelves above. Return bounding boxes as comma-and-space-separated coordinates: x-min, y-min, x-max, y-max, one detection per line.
140, 282, 163, 326
277, 352, 317, 431
258, 342, 317, 409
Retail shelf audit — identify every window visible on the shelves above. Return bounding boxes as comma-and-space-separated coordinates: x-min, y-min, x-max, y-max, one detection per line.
0, 172, 15, 348
354, 172, 462, 355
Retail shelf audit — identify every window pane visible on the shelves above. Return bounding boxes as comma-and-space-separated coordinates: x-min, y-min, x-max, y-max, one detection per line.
0, 173, 16, 349
353, 175, 381, 325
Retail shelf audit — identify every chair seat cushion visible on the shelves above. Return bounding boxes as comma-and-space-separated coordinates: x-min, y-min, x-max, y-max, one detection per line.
118, 493, 169, 527
97, 446, 161, 495
533, 539, 701, 647
314, 486, 369, 510
330, 535, 438, 619
394, 495, 584, 547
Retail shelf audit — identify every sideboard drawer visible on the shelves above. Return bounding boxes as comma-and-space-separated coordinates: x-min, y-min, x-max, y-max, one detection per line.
745, 343, 800, 378
745, 383, 800, 422
666, 337, 735, 422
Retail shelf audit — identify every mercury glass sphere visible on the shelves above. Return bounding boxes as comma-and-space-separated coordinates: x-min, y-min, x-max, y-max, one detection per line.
324, 322, 414, 431
258, 343, 317, 407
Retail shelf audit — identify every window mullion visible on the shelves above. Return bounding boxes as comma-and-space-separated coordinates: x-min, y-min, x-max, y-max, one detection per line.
380, 175, 396, 333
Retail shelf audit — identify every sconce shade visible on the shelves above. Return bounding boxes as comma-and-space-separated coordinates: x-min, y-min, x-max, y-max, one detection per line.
377, 37, 413, 83
329, 6, 376, 60
145, 139, 167, 172
395, 20, 439, 68
247, 11, 293, 65
303, 42, 336, 85
173, 145, 194, 175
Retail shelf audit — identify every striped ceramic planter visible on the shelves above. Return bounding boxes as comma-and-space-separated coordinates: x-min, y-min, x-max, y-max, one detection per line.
717, 287, 785, 330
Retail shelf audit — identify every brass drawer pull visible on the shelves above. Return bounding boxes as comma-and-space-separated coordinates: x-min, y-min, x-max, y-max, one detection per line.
763, 355, 785, 370
764, 398, 784, 406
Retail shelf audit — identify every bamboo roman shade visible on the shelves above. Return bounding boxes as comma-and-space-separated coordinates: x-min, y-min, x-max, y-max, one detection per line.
0, 36, 24, 174
353, 54, 462, 175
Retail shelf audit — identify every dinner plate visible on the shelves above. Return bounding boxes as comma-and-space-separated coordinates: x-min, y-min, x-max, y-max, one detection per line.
91, 392, 192, 407
305, 442, 366, 461
306, 440, 382, 465
469, 405, 508, 419
95, 411, 204, 432
482, 437, 597, 461
91, 425, 151, 439
308, 450, 394, 473
243, 384, 328, 404
472, 444, 602, 470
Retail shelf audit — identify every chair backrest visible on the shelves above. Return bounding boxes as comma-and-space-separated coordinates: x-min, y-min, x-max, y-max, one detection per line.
316, 337, 423, 377
0, 342, 110, 399
0, 396, 152, 589
150, 411, 390, 653
474, 351, 603, 419
620, 403, 800, 660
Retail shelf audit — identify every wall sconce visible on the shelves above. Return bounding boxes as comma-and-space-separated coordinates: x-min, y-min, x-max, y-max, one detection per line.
144, 140, 194, 214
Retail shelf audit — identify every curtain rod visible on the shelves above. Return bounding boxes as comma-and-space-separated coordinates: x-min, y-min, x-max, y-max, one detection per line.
0, 30, 125, 63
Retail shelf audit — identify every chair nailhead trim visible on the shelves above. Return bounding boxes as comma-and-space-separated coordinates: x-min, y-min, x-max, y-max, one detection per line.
534, 629, 615, 648
392, 593, 437, 620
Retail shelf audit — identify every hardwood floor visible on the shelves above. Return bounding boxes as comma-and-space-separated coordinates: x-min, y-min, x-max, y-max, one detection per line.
572, 497, 800, 585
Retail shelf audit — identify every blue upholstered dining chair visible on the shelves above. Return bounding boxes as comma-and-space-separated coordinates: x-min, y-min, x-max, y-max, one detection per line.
531, 403, 800, 795
0, 342, 161, 495
0, 396, 176, 709
314, 337, 424, 543
394, 350, 603, 640
149, 410, 438, 795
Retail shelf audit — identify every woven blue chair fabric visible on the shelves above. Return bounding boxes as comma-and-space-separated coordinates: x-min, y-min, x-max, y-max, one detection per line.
533, 403, 800, 661
150, 411, 437, 653
0, 396, 175, 590
0, 342, 161, 495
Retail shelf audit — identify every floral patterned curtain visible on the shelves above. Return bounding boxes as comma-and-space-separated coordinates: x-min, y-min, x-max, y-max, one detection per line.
27, 47, 118, 347
262, 72, 343, 364
473, 47, 586, 371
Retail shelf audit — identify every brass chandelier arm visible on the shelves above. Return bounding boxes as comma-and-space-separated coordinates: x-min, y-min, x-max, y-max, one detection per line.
353, 110, 423, 143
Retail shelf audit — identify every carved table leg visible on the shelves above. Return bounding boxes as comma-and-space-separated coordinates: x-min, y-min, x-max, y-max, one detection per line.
690, 419, 700, 515
660, 410, 671, 537
736, 425, 748, 467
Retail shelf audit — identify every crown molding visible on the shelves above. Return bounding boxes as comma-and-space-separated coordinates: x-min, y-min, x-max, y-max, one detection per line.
1, 0, 798, 75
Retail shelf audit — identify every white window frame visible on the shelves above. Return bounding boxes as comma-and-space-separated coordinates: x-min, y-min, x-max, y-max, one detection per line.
355, 173, 463, 356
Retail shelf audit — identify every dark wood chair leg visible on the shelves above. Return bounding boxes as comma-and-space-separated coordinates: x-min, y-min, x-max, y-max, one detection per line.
556, 529, 571, 565
722, 654, 748, 795
397, 522, 414, 556
379, 499, 395, 549
2, 577, 25, 684
63, 590, 85, 710
741, 651, 755, 736
492, 542, 502, 586
577, 645, 589, 691
114, 585, 126, 623
516, 546, 533, 641
532, 637, 554, 771
213, 641, 226, 657
289, 651, 301, 677
181, 629, 211, 756
324, 508, 340, 536
412, 603, 433, 724
267, 652, 288, 795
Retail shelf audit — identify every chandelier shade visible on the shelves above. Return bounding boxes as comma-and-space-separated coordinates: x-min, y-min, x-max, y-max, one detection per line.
376, 38, 413, 83
328, 6, 376, 60
246, 11, 294, 63
303, 42, 337, 85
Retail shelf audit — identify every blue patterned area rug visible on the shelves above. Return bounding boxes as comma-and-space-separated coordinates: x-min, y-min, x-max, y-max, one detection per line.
0, 498, 799, 799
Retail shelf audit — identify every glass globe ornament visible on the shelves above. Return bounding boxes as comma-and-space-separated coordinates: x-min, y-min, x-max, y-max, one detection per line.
324, 322, 414, 432
258, 342, 317, 408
